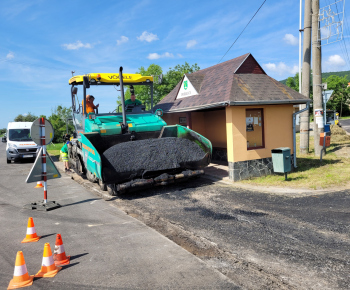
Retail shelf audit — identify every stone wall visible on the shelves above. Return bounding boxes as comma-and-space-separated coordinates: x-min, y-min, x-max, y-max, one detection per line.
228, 155, 294, 181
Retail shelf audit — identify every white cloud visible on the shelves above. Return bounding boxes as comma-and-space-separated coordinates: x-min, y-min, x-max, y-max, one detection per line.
23, 113, 28, 116
62, 41, 92, 50
6, 51, 14, 59
263, 62, 298, 76
186, 40, 197, 49
283, 34, 298, 46
147, 52, 174, 60
117, 36, 129, 45
327, 54, 345, 66
137, 31, 159, 42
177, 53, 183, 58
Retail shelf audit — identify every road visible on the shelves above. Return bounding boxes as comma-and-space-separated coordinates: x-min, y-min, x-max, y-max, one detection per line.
339, 118, 350, 134
0, 142, 237, 289
110, 178, 350, 289
2, 140, 349, 289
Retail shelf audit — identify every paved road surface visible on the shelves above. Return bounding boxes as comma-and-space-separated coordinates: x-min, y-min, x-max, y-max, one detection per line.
0, 142, 238, 289
339, 119, 350, 133
111, 176, 350, 289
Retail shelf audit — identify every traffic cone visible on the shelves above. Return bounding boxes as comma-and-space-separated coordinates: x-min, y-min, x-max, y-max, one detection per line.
21, 217, 40, 243
53, 234, 70, 266
35, 243, 62, 278
8, 251, 34, 289
34, 181, 44, 188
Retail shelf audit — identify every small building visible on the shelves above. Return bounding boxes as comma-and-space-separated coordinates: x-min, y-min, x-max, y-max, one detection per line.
154, 53, 309, 181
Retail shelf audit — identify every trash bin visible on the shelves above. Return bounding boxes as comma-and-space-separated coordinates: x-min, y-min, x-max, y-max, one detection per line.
271, 147, 291, 174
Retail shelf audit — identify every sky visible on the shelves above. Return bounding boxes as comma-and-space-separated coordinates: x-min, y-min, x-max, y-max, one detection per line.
1, 0, 350, 128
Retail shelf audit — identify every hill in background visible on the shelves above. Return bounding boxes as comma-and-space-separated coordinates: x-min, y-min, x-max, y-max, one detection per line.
280, 70, 350, 85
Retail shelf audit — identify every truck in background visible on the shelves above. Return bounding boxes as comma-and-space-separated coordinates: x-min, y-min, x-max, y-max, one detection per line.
5, 122, 39, 163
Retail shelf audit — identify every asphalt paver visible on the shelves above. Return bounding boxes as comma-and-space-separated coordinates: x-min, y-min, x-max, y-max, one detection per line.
0, 143, 238, 289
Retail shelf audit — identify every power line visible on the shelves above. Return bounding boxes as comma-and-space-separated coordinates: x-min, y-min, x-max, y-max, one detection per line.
333, 0, 350, 69
324, 0, 350, 70
217, 0, 267, 64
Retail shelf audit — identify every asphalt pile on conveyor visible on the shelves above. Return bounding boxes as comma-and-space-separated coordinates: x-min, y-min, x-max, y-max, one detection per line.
102, 137, 205, 182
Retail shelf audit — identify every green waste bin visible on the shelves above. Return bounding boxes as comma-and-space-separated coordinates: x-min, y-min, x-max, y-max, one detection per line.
271, 147, 291, 174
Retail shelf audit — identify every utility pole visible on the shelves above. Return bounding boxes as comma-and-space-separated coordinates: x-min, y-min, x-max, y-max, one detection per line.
312, 0, 324, 156
300, 0, 312, 154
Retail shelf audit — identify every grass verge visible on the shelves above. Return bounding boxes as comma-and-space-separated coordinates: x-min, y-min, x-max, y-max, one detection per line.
46, 143, 64, 159
241, 128, 350, 189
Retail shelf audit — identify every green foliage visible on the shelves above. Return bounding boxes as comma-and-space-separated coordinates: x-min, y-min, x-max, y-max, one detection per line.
280, 70, 350, 84
119, 62, 200, 110
0, 128, 6, 135
48, 105, 74, 143
284, 71, 350, 116
323, 75, 350, 116
285, 73, 299, 92
14, 112, 38, 122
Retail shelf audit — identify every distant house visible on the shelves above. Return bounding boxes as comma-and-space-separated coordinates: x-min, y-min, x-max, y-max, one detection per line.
155, 53, 309, 181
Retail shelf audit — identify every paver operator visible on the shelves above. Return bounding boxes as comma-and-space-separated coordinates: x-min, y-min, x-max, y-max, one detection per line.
82, 95, 99, 114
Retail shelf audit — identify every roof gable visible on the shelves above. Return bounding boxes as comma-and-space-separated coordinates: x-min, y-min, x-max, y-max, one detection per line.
235, 54, 266, 74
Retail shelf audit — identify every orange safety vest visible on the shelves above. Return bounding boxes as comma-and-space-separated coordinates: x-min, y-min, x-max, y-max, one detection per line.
82, 100, 95, 114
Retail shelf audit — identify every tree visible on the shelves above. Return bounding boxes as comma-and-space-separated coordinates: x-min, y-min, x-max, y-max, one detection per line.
285, 73, 299, 92
119, 62, 200, 110
48, 105, 74, 143
14, 112, 38, 122
323, 75, 350, 116
286, 72, 314, 115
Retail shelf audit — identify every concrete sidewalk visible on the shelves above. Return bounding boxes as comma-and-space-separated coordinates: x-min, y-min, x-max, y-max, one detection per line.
0, 143, 238, 289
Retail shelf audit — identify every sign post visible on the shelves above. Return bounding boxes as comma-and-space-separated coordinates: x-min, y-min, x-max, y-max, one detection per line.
24, 118, 61, 211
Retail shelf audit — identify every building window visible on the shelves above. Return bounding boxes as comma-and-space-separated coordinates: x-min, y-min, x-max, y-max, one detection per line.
246, 109, 264, 150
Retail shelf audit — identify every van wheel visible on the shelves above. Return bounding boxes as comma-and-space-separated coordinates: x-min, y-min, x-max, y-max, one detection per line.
6, 158, 11, 164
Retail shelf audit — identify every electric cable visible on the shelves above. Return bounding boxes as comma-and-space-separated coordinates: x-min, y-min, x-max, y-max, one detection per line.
217, 0, 267, 64
331, 0, 350, 70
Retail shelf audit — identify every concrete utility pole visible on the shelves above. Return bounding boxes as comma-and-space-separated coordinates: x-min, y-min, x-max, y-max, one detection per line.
300, 0, 312, 154
312, 0, 324, 156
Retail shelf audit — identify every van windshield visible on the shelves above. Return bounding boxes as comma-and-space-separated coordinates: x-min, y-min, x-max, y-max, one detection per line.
8, 129, 33, 141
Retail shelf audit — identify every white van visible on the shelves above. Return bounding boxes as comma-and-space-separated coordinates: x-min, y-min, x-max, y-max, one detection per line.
6, 122, 39, 163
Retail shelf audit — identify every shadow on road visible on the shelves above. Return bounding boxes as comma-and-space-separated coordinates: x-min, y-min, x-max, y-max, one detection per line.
70, 253, 89, 261
40, 233, 56, 239
61, 198, 101, 207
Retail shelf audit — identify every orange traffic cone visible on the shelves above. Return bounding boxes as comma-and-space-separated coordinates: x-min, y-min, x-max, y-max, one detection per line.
21, 217, 40, 243
8, 251, 34, 289
34, 181, 44, 188
35, 243, 62, 278
53, 234, 70, 266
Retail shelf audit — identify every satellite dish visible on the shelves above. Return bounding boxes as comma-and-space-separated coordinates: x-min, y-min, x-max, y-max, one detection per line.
158, 74, 163, 85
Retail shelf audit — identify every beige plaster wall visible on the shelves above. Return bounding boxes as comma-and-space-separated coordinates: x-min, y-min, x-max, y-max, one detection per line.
226, 105, 294, 163
162, 110, 227, 148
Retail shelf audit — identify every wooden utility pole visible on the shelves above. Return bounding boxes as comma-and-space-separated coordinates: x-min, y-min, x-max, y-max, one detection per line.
300, 0, 312, 154
312, 0, 324, 156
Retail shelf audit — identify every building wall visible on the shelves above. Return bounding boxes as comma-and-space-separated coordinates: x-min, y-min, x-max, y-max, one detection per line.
162, 110, 227, 148
226, 104, 294, 163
